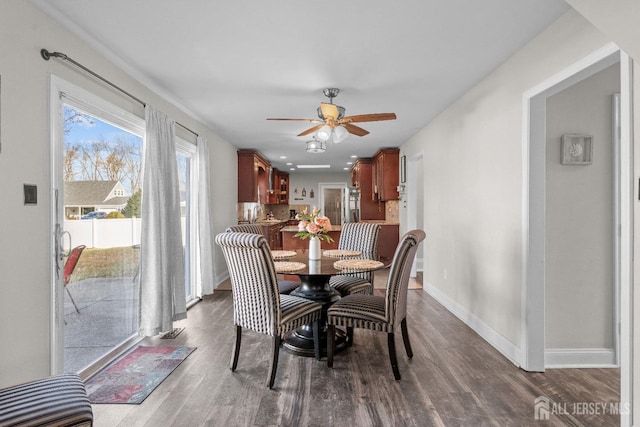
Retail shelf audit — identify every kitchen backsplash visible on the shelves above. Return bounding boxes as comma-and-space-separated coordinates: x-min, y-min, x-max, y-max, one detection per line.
386, 200, 399, 223
238, 200, 398, 223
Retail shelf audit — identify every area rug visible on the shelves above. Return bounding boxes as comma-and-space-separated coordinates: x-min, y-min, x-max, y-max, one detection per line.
85, 345, 196, 404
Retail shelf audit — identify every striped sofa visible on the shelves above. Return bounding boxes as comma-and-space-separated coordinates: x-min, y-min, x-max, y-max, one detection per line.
0, 374, 93, 426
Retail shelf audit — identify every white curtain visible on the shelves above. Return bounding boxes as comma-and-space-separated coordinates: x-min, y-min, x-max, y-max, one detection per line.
196, 135, 215, 295
139, 105, 186, 336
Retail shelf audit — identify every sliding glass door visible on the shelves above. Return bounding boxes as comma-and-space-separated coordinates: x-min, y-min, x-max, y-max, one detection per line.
176, 140, 197, 304
60, 102, 144, 375
51, 77, 200, 377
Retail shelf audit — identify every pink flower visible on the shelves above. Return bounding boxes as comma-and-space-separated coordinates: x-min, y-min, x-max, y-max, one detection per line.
315, 216, 332, 231
306, 222, 320, 234
298, 221, 308, 231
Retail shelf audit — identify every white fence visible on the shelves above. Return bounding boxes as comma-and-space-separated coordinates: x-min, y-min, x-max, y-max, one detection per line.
64, 218, 142, 250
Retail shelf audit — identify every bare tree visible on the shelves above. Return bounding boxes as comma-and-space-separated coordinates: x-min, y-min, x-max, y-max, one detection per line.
64, 108, 93, 134
63, 106, 142, 194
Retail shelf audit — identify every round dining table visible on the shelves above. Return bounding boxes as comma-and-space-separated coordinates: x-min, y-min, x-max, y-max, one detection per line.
272, 248, 390, 358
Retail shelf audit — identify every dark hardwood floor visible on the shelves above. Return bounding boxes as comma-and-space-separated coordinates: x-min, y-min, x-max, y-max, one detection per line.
92, 288, 619, 426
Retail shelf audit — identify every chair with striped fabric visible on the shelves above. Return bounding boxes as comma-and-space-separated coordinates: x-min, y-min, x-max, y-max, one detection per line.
225, 224, 264, 236
226, 224, 300, 295
0, 373, 93, 426
215, 232, 323, 388
328, 222, 381, 297
326, 229, 426, 380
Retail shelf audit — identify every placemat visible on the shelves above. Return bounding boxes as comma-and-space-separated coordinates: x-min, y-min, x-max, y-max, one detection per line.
274, 261, 306, 273
323, 249, 362, 258
270, 250, 297, 260
333, 259, 384, 271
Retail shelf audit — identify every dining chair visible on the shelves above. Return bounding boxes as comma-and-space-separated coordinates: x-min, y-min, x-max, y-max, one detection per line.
225, 223, 264, 236
225, 224, 300, 295
215, 232, 322, 388
64, 245, 86, 313
328, 222, 381, 296
326, 229, 425, 380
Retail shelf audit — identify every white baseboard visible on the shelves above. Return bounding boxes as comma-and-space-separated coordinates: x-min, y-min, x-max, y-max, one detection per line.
213, 271, 230, 290
422, 282, 523, 367
545, 348, 617, 368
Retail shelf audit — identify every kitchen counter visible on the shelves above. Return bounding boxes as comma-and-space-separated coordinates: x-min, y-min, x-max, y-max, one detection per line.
281, 225, 343, 232
281, 222, 397, 258
281, 227, 341, 250
359, 220, 399, 225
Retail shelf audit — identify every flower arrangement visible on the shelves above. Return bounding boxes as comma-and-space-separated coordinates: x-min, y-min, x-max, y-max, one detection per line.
294, 207, 334, 243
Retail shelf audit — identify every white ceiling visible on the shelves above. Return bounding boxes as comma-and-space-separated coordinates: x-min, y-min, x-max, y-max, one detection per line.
33, 0, 569, 173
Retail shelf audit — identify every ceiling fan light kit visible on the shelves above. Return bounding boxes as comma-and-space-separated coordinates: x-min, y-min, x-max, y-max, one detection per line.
332, 125, 348, 143
306, 139, 326, 153
315, 125, 332, 142
267, 87, 397, 152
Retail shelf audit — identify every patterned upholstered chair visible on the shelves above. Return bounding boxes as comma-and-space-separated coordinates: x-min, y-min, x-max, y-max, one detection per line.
226, 224, 300, 295
326, 229, 426, 380
0, 374, 93, 426
225, 224, 264, 236
328, 222, 381, 296
215, 232, 323, 388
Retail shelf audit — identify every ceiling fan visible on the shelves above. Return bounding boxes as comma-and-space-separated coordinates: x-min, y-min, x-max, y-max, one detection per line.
267, 88, 396, 143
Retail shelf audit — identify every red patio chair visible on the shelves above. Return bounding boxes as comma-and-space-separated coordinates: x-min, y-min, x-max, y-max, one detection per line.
64, 245, 86, 313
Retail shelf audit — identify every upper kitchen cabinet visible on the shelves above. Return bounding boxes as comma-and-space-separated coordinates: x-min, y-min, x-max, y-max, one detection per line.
237, 150, 270, 203
351, 158, 385, 220
266, 168, 289, 205
278, 170, 289, 204
372, 148, 400, 201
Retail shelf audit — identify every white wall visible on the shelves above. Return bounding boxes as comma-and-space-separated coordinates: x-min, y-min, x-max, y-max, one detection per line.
545, 63, 619, 351
562, 0, 640, 421
0, 2, 237, 386
401, 10, 610, 355
288, 171, 350, 207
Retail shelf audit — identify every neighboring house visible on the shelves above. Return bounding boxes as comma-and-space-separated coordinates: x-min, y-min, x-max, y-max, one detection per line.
64, 180, 130, 219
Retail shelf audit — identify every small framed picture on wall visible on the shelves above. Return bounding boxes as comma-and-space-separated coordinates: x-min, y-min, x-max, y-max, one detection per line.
561, 134, 593, 165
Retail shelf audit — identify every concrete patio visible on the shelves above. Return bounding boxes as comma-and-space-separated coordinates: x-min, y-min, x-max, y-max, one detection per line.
63, 277, 139, 374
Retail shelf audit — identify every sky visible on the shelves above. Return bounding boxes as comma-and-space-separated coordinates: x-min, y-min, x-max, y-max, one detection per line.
63, 105, 143, 195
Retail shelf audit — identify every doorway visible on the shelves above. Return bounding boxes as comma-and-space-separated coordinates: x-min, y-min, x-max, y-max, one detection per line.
56, 98, 144, 376
523, 44, 632, 424
318, 183, 348, 225
406, 153, 424, 276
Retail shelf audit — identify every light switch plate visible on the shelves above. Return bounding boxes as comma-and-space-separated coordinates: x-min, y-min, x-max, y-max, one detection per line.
24, 184, 37, 205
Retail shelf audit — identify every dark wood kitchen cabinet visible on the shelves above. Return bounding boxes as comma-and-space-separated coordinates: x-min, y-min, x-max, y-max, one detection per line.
372, 148, 400, 201
237, 150, 270, 203
377, 223, 399, 259
260, 222, 285, 249
351, 158, 385, 220
267, 169, 289, 205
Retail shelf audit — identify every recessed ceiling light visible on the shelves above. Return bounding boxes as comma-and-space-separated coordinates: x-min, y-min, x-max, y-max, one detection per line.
350, 155, 357, 158
296, 164, 331, 168
280, 156, 287, 159
289, 168, 296, 171
286, 162, 292, 165
343, 167, 349, 170
346, 161, 353, 165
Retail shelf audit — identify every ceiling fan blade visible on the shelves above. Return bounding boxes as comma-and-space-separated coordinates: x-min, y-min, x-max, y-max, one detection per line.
267, 118, 322, 123
341, 113, 397, 123
320, 103, 339, 120
343, 123, 369, 136
297, 124, 325, 137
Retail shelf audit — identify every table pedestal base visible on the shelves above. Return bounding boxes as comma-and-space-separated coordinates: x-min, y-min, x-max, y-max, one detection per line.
283, 274, 347, 357
284, 324, 347, 358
